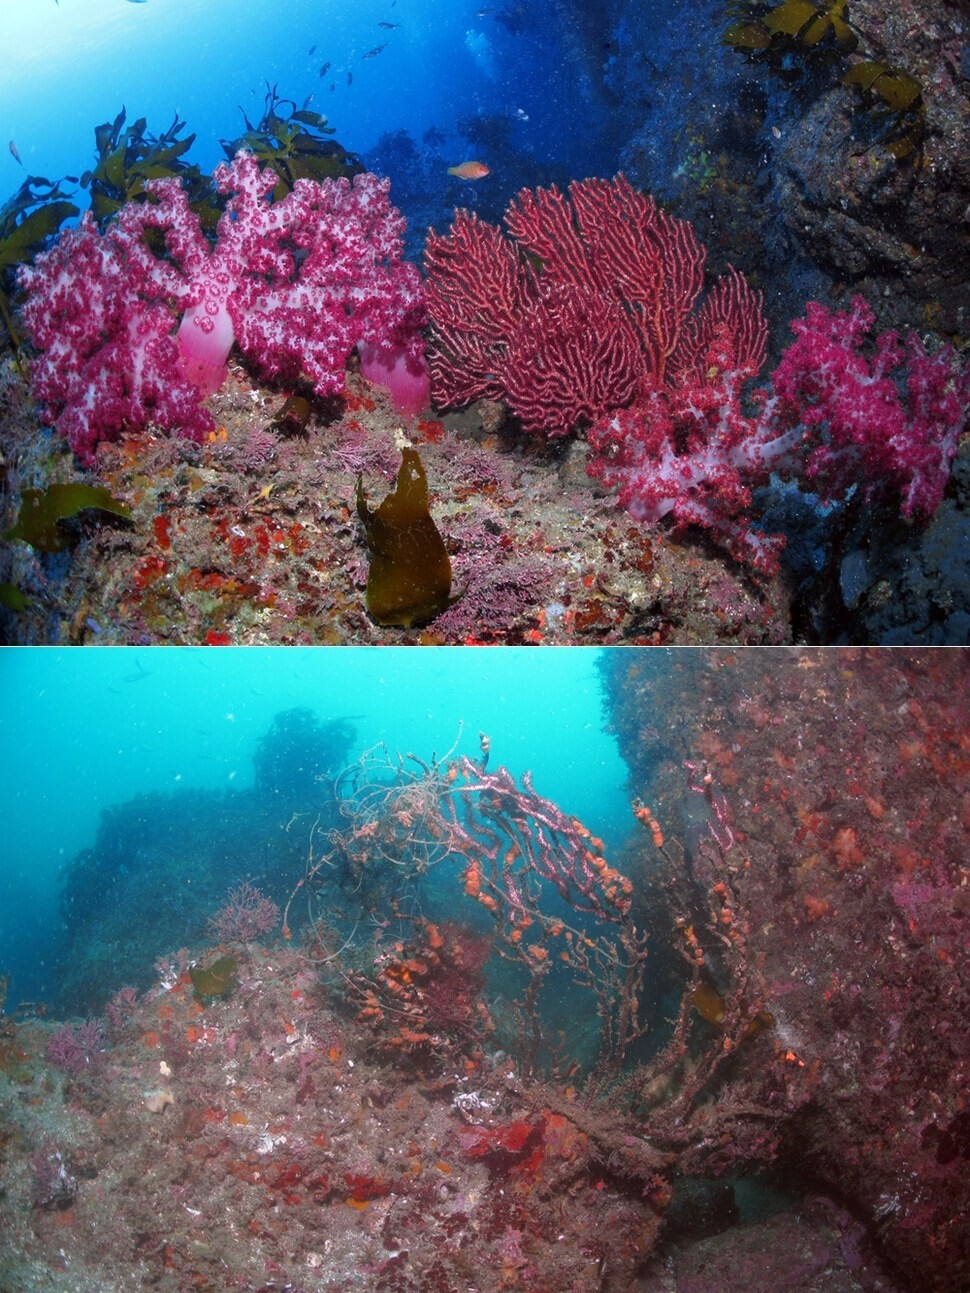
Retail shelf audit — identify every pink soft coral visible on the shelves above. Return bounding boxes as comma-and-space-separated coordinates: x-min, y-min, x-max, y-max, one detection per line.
18, 151, 427, 464
587, 325, 802, 575
17, 206, 215, 463
587, 297, 969, 575
770, 296, 968, 522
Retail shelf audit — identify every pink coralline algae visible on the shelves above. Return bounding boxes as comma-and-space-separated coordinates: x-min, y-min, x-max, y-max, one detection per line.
17, 151, 427, 463
424, 174, 767, 438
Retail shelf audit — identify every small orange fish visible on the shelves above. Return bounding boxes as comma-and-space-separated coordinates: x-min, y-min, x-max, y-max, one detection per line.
447, 160, 489, 180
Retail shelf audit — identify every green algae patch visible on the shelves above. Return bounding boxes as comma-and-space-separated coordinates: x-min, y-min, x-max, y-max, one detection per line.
189, 955, 239, 1002
356, 447, 452, 628
5, 483, 134, 553
222, 87, 363, 198
0, 582, 28, 612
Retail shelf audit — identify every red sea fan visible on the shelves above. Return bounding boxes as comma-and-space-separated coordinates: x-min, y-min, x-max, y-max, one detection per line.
206, 881, 280, 943
424, 174, 766, 437
45, 1019, 107, 1075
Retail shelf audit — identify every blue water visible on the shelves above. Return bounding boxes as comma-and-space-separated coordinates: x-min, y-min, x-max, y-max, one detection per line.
1, 0, 614, 232
0, 646, 632, 1008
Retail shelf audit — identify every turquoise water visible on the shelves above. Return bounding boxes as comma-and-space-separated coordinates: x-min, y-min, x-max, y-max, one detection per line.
0, 646, 630, 1007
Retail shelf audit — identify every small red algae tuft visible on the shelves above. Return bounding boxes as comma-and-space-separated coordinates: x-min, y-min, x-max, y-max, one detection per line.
831, 826, 865, 870
803, 895, 832, 922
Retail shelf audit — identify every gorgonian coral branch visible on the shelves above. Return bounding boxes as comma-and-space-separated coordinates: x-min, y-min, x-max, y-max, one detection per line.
425, 175, 766, 438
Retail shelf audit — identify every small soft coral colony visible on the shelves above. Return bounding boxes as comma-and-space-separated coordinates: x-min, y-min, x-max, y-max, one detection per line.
771, 296, 969, 524
17, 150, 428, 464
